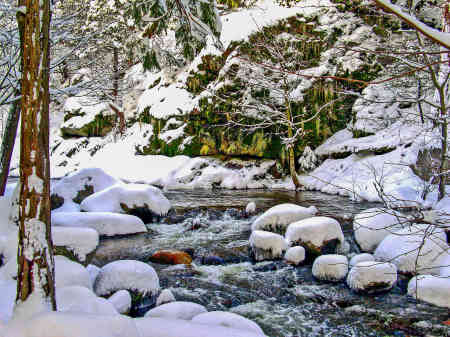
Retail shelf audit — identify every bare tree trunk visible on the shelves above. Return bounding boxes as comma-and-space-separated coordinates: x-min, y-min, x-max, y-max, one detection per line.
112, 47, 125, 134
285, 101, 302, 189
15, 0, 56, 312
0, 98, 20, 195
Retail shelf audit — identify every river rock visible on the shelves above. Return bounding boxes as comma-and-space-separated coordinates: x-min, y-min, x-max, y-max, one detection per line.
347, 261, 397, 294
353, 208, 405, 252
312, 254, 348, 282
245, 202, 257, 215
284, 246, 305, 265
108, 290, 132, 314
156, 289, 176, 306
80, 183, 171, 223
192, 311, 265, 335
408, 275, 450, 308
149, 250, 193, 265
285, 217, 344, 258
249, 230, 287, 261
144, 301, 207, 320
200, 255, 225, 265
52, 226, 99, 265
251, 203, 318, 233
56, 286, 118, 316
349, 253, 375, 268
55, 255, 92, 290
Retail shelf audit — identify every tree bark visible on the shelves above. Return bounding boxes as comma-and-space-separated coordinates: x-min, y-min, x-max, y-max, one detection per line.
285, 101, 302, 190
15, 0, 56, 311
112, 47, 125, 134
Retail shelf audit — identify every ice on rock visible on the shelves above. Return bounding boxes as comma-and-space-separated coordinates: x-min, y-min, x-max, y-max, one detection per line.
249, 230, 287, 261
80, 183, 171, 220
56, 286, 118, 316
55, 256, 92, 290
284, 246, 306, 265
245, 201, 256, 215
349, 253, 375, 269
312, 254, 348, 282
108, 290, 132, 315
408, 275, 450, 308
192, 311, 265, 335
347, 261, 397, 294
285, 217, 344, 257
156, 289, 176, 306
353, 208, 405, 252
374, 225, 447, 275
52, 212, 147, 237
86, 264, 100, 288
145, 301, 207, 320
52, 227, 99, 263
94, 260, 160, 297
251, 203, 318, 233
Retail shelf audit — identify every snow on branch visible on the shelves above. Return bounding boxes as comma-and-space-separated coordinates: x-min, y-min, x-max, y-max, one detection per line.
373, 0, 450, 49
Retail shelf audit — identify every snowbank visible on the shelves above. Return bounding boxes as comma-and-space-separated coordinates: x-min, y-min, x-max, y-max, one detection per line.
56, 286, 118, 316
55, 256, 92, 290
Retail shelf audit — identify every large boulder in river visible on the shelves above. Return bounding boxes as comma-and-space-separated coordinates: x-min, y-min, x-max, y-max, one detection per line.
80, 183, 171, 223
408, 275, 450, 308
353, 208, 405, 252
285, 217, 344, 259
347, 261, 397, 294
249, 230, 287, 261
251, 203, 317, 233
312, 254, 348, 282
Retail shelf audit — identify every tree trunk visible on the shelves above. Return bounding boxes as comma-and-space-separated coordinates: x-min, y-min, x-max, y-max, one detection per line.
112, 47, 125, 134
15, 0, 56, 312
0, 98, 20, 195
285, 101, 302, 190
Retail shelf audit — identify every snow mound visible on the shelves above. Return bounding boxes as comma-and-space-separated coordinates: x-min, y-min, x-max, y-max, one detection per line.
80, 183, 171, 219
156, 289, 176, 306
56, 286, 118, 316
353, 208, 405, 252
52, 227, 99, 263
284, 246, 306, 265
285, 217, 344, 257
0, 280, 15, 324
312, 254, 348, 282
108, 290, 132, 315
408, 275, 450, 308
347, 261, 397, 294
249, 230, 287, 261
192, 311, 265, 335
374, 225, 447, 275
52, 212, 147, 237
144, 301, 207, 320
251, 204, 318, 233
55, 256, 92, 290
94, 260, 160, 296
349, 253, 375, 269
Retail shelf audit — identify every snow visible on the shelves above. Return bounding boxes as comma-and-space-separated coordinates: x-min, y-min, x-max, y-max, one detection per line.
245, 202, 256, 215
56, 286, 118, 316
312, 254, 349, 282
349, 253, 375, 269
347, 261, 397, 293
144, 301, 207, 320
353, 208, 405, 252
407, 275, 450, 308
107, 290, 132, 314
86, 264, 100, 288
0, 280, 15, 323
249, 230, 287, 261
55, 256, 92, 290
192, 311, 265, 335
52, 212, 147, 237
80, 183, 171, 217
284, 246, 306, 265
61, 95, 110, 130
52, 227, 99, 262
94, 260, 160, 297
156, 289, 176, 306
251, 204, 318, 233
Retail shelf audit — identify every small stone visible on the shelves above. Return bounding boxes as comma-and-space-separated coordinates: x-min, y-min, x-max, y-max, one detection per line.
284, 246, 305, 265
312, 254, 348, 282
149, 250, 193, 265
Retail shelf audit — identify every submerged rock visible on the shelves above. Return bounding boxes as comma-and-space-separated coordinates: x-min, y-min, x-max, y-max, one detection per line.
347, 261, 397, 294
312, 254, 348, 282
149, 250, 193, 265
249, 230, 287, 262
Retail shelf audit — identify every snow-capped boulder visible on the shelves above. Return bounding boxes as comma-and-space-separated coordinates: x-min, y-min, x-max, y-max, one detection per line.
94, 260, 160, 297
437, 253, 450, 277
249, 230, 287, 261
192, 311, 265, 335
55, 256, 92, 290
144, 301, 207, 320
408, 275, 450, 308
86, 264, 100, 288
56, 286, 118, 315
284, 246, 306, 265
374, 225, 447, 275
108, 290, 132, 314
312, 254, 348, 282
52, 212, 147, 237
353, 208, 404, 252
245, 202, 256, 215
349, 253, 375, 269
51, 167, 119, 211
347, 261, 397, 294
285, 217, 344, 258
80, 183, 171, 222
52, 227, 99, 264
251, 203, 318, 233
156, 289, 176, 306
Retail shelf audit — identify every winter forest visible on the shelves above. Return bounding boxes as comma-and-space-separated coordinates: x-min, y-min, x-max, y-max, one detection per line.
0, 0, 449, 336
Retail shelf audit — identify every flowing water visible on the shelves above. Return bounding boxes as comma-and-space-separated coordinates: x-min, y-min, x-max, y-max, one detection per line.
91, 189, 449, 337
